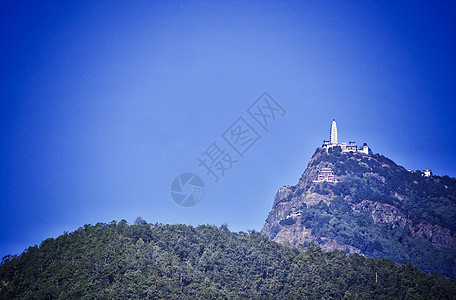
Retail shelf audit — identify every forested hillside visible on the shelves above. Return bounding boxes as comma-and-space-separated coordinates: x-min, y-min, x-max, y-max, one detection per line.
1, 220, 455, 299
262, 147, 456, 278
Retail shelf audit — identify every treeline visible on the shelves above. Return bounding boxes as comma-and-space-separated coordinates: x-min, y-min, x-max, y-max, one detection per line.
1, 220, 455, 299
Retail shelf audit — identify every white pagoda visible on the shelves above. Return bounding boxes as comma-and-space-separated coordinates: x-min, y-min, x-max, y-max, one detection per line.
322, 119, 369, 155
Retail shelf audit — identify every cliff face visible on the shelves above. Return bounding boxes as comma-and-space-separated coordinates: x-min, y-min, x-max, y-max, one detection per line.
262, 147, 456, 278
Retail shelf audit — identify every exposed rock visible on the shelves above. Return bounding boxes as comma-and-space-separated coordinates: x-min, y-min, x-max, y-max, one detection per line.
352, 200, 409, 229
394, 192, 409, 202
262, 146, 456, 265
351, 200, 456, 249
411, 223, 456, 250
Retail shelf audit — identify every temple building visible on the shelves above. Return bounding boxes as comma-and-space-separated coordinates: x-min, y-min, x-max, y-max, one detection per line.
322, 119, 369, 155
314, 167, 335, 182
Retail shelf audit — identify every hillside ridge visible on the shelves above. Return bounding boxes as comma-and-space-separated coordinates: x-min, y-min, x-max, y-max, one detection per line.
262, 147, 456, 278
1, 221, 455, 299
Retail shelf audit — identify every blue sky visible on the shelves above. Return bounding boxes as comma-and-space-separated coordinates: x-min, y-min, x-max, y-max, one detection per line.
1, 0, 455, 257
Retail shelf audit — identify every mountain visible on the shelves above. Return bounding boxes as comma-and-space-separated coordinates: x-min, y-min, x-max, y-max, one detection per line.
1, 221, 455, 299
262, 146, 456, 278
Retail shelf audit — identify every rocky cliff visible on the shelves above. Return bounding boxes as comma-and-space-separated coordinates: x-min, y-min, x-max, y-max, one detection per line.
262, 147, 456, 278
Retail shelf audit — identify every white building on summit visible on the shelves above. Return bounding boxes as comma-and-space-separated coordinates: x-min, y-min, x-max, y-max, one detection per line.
322, 119, 369, 155
330, 119, 338, 145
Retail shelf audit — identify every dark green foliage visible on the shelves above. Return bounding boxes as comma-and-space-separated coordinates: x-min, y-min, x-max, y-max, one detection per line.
300, 150, 456, 278
328, 146, 342, 155
279, 218, 296, 226
1, 221, 455, 299
312, 182, 333, 195
317, 149, 456, 231
300, 200, 456, 278
269, 224, 281, 239
335, 152, 456, 231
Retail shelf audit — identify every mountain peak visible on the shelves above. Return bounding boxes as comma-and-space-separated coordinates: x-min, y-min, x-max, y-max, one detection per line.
262, 143, 456, 278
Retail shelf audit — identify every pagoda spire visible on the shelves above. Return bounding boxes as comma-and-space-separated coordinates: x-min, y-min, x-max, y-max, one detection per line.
330, 119, 338, 145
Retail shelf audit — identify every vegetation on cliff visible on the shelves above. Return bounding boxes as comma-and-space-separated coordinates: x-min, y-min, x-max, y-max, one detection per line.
311, 148, 456, 233
2, 220, 455, 299
263, 148, 456, 278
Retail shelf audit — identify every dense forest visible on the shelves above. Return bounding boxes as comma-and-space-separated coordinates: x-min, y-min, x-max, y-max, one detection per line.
1, 220, 455, 299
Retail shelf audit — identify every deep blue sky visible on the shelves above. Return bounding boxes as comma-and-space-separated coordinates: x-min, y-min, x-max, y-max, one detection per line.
1, 0, 455, 257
